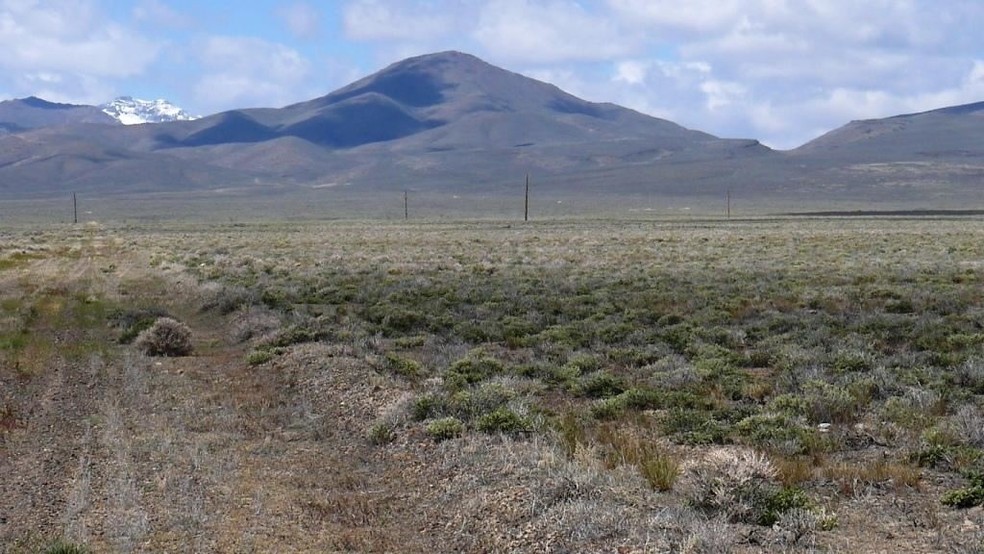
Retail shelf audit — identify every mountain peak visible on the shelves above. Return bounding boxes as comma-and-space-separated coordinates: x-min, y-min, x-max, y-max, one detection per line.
100, 96, 199, 125
196, 50, 712, 151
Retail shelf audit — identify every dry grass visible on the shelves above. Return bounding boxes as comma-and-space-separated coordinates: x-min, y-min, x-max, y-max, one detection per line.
821, 458, 924, 496
3, 216, 984, 552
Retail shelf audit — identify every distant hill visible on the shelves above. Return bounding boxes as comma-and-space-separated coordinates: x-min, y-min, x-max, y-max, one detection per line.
0, 97, 118, 131
0, 51, 770, 197
0, 52, 980, 211
793, 101, 984, 161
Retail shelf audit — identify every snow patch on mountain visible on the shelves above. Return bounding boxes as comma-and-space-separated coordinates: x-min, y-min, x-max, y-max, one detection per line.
100, 96, 199, 125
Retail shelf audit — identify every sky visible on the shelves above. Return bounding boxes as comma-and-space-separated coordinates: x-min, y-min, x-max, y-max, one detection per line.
1, 0, 982, 149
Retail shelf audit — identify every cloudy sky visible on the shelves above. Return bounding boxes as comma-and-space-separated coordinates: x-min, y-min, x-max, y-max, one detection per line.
1, 0, 982, 149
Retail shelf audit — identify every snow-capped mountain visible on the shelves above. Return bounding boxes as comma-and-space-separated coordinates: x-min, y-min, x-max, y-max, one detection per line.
100, 96, 199, 125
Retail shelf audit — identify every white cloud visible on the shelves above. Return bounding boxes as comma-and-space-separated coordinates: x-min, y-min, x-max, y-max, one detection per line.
0, 0, 161, 104
192, 36, 311, 110
132, 0, 195, 29
613, 60, 647, 85
606, 0, 745, 35
0, 0, 161, 77
587, 0, 984, 147
700, 79, 746, 111
474, 0, 635, 63
343, 0, 454, 42
277, 2, 322, 40
14, 71, 114, 106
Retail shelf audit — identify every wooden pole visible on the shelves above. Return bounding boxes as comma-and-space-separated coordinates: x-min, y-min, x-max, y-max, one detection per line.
73, 193, 77, 224
524, 174, 530, 222
404, 190, 408, 220
727, 189, 731, 220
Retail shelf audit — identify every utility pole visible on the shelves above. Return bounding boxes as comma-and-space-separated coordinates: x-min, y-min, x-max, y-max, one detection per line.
726, 189, 731, 220
524, 173, 530, 222
404, 190, 408, 220
73, 192, 78, 224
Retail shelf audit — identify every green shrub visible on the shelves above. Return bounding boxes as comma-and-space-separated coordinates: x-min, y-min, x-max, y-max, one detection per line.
760, 486, 812, 526
663, 409, 730, 445
564, 353, 603, 374
768, 394, 808, 417
574, 371, 626, 398
590, 397, 626, 420
245, 349, 273, 365
909, 443, 982, 471
735, 413, 815, 455
502, 316, 538, 347
832, 351, 874, 374
450, 382, 514, 419
373, 307, 427, 336
475, 407, 532, 435
803, 380, 862, 424
367, 422, 396, 445
411, 393, 445, 421
135, 317, 193, 357
426, 417, 464, 441
384, 351, 424, 379
266, 323, 329, 347
941, 487, 984, 508
941, 470, 984, 508
445, 355, 505, 388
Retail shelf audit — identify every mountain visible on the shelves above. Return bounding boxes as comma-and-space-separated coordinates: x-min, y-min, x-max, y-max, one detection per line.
0, 51, 980, 211
100, 96, 199, 125
769, 101, 984, 203
793, 101, 984, 160
128, 51, 769, 193
147, 51, 726, 152
0, 96, 118, 132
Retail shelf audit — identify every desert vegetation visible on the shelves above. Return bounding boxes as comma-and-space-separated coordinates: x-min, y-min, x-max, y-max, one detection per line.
1, 216, 983, 552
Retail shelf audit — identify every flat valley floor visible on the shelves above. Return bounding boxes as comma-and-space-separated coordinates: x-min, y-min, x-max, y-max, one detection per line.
2, 217, 984, 553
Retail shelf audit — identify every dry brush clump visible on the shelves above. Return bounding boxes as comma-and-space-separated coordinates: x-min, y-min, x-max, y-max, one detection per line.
135, 317, 193, 357
684, 447, 780, 524
682, 446, 817, 527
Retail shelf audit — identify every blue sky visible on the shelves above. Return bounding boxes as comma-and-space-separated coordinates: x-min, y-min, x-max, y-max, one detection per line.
1, 1, 982, 149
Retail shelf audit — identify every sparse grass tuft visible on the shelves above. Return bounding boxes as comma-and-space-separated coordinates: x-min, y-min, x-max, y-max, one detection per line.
43, 540, 91, 554
367, 422, 396, 445
639, 451, 681, 492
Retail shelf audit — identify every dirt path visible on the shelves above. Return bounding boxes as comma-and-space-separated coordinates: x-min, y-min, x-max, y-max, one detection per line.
0, 227, 446, 552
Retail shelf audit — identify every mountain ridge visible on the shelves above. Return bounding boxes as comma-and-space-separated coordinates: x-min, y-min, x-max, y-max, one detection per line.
0, 51, 980, 208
